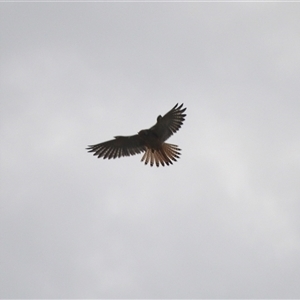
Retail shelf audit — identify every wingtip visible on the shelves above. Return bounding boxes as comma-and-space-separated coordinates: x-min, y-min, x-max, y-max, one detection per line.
173, 103, 185, 111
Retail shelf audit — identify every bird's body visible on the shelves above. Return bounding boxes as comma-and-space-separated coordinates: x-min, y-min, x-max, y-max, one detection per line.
138, 130, 162, 150
87, 103, 186, 167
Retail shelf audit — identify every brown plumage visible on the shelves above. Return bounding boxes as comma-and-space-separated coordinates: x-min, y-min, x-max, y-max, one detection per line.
86, 103, 187, 167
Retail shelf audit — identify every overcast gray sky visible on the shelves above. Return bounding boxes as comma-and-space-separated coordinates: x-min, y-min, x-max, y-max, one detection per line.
1, 2, 300, 298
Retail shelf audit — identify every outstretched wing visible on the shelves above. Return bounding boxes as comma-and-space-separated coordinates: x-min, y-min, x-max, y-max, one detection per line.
151, 103, 186, 142
87, 135, 146, 159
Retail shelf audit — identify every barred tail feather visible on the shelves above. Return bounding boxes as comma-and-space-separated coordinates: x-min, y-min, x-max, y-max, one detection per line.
141, 143, 181, 167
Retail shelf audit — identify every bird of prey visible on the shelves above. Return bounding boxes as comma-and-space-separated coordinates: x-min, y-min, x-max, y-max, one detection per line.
86, 103, 186, 167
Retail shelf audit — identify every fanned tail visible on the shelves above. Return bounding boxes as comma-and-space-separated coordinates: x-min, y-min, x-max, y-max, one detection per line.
141, 143, 181, 167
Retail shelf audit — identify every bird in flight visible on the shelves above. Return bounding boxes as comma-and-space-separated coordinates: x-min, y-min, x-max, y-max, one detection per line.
86, 103, 187, 167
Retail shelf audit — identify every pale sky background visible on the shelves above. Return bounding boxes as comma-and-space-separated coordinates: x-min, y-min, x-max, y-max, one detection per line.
1, 2, 300, 298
